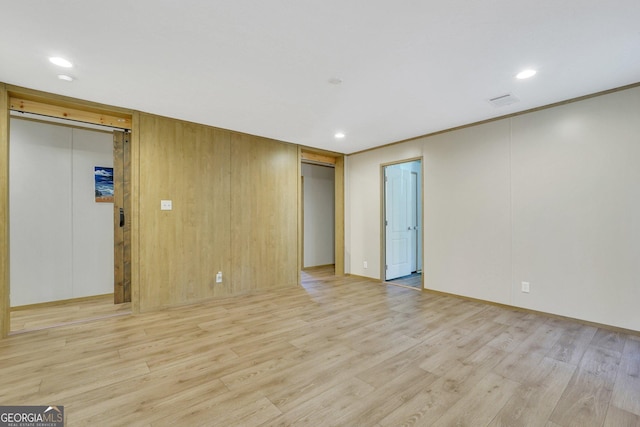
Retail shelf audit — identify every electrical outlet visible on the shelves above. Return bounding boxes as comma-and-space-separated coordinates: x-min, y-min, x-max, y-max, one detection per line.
521, 281, 530, 293
363, 261, 368, 269
216, 271, 222, 283
160, 200, 172, 210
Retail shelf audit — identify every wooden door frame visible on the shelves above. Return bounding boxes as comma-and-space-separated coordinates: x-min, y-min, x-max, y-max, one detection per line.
299, 148, 345, 278
0, 84, 133, 337
1, 84, 9, 337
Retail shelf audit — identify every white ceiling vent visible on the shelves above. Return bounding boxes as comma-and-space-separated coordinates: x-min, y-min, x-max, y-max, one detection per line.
488, 93, 519, 107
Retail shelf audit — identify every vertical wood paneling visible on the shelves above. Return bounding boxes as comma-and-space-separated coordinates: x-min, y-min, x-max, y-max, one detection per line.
0, 84, 8, 337
230, 133, 298, 292
299, 169, 304, 273
137, 114, 231, 311
298, 147, 303, 276
334, 156, 345, 276
130, 112, 141, 314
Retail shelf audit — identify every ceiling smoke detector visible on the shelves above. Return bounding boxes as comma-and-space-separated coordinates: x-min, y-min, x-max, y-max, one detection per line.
488, 93, 519, 107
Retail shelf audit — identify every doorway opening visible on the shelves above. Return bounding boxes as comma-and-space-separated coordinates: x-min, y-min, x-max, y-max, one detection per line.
382, 159, 423, 289
7, 110, 131, 333
299, 150, 344, 282
301, 161, 335, 277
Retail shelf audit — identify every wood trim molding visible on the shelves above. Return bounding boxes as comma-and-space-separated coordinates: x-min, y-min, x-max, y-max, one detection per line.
345, 273, 382, 282
130, 112, 141, 314
348, 81, 640, 156
0, 84, 9, 338
10, 97, 132, 130
334, 156, 345, 276
298, 146, 303, 276
301, 150, 336, 165
6, 84, 132, 115
299, 147, 345, 276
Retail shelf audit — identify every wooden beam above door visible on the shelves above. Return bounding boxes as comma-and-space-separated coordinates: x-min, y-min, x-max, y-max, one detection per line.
301, 151, 336, 165
10, 97, 132, 130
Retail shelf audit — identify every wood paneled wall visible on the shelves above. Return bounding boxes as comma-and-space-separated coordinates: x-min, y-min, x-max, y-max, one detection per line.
0, 84, 8, 337
0, 84, 323, 334
137, 114, 231, 311
136, 114, 298, 312
230, 133, 299, 292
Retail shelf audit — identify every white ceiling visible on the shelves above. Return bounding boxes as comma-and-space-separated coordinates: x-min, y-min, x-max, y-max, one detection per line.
1, 1, 639, 154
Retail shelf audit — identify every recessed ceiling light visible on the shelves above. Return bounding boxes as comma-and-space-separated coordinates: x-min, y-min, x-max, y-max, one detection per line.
334, 132, 345, 139
57, 74, 74, 82
49, 57, 73, 68
516, 69, 537, 79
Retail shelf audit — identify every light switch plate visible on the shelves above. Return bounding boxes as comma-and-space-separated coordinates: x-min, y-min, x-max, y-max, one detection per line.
161, 200, 172, 210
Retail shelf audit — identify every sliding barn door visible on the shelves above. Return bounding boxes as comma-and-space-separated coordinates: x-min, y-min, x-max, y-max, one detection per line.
113, 130, 131, 303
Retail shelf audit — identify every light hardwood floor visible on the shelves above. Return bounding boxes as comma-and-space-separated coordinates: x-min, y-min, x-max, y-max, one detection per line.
1, 268, 639, 426
387, 272, 422, 289
10, 294, 132, 333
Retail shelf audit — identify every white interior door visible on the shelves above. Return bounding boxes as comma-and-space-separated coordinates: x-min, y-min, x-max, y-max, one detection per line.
9, 118, 114, 306
385, 165, 412, 280
10, 119, 73, 305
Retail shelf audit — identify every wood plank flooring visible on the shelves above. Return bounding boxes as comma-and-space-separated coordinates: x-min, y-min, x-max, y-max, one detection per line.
387, 272, 422, 289
10, 294, 131, 333
1, 268, 639, 426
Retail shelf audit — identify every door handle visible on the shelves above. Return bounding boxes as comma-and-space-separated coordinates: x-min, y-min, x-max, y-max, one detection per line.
119, 208, 125, 227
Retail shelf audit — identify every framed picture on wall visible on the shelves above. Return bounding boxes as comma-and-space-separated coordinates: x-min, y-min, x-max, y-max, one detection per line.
94, 166, 114, 203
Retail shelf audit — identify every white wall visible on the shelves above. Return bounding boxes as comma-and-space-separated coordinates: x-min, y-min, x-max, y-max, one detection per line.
424, 122, 512, 304
302, 163, 335, 267
346, 86, 640, 331
347, 139, 423, 278
510, 90, 640, 329
10, 119, 114, 306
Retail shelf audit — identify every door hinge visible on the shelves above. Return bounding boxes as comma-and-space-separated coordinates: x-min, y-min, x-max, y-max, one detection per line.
385, 265, 388, 270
